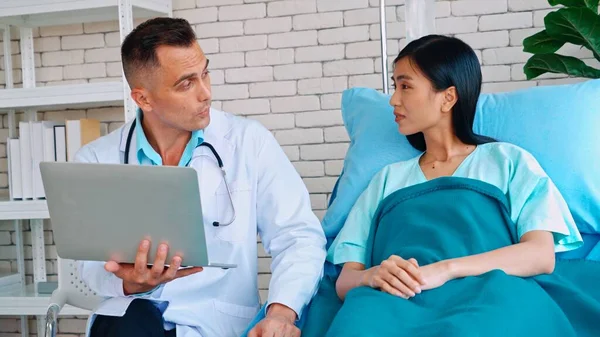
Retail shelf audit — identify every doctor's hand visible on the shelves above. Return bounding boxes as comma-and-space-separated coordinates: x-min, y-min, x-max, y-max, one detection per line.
362, 255, 426, 299
104, 240, 203, 295
248, 303, 299, 337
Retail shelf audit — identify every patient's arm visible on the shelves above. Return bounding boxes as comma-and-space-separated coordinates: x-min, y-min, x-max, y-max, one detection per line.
336, 256, 425, 301
445, 230, 555, 280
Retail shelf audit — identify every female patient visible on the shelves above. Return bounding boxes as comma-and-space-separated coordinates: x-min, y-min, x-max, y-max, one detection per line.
328, 35, 583, 301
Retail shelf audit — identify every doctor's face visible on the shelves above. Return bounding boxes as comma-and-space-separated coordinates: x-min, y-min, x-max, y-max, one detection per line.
139, 43, 212, 132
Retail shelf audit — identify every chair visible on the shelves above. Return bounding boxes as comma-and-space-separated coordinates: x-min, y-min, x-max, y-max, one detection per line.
44, 258, 104, 337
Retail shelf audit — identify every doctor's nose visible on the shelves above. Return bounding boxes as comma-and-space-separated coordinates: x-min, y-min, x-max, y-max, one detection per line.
197, 79, 212, 103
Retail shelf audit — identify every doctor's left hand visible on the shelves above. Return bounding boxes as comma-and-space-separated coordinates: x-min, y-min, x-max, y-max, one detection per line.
104, 240, 204, 295
248, 303, 300, 337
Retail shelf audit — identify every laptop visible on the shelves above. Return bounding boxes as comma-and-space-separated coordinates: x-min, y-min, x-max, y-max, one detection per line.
40, 161, 236, 269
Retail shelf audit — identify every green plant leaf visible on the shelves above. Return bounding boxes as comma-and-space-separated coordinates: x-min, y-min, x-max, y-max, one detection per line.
548, 0, 599, 12
524, 53, 600, 79
523, 30, 566, 53
545, 7, 600, 56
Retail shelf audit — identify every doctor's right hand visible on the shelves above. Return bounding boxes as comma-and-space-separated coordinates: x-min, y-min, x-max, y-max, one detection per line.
104, 239, 203, 295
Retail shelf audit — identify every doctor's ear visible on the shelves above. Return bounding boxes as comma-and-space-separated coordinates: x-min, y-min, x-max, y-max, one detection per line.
131, 88, 152, 111
441, 86, 458, 113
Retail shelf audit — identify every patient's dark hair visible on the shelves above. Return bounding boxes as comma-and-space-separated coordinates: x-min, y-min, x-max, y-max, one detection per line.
121, 17, 197, 87
393, 34, 495, 152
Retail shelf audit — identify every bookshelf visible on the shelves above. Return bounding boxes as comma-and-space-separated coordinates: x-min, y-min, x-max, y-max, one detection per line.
0, 0, 171, 28
0, 81, 125, 112
0, 190, 49, 219
0, 1, 173, 336
0, 283, 89, 316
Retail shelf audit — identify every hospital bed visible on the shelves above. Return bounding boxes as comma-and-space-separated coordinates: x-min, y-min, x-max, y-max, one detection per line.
298, 77, 600, 336
293, 13, 600, 337
248, 1, 600, 335
44, 0, 600, 336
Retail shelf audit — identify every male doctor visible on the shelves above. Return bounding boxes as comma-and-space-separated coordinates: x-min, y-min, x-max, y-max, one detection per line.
74, 17, 327, 337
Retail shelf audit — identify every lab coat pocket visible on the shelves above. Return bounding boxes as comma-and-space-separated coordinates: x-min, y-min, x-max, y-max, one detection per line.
213, 299, 259, 336
214, 179, 251, 243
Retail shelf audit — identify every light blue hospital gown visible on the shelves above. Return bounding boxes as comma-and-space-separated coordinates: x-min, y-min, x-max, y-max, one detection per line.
327, 142, 583, 266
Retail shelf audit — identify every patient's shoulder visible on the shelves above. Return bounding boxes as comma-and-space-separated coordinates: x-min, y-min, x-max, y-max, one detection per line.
479, 142, 546, 176
481, 142, 538, 162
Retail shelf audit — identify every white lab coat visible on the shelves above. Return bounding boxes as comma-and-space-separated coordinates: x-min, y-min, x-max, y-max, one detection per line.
73, 108, 327, 337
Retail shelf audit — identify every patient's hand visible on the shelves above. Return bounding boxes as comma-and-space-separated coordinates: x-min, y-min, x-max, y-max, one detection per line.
419, 261, 453, 291
104, 239, 203, 295
362, 255, 426, 299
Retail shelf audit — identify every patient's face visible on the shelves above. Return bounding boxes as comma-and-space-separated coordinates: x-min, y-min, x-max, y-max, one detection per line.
139, 43, 212, 132
389, 57, 446, 136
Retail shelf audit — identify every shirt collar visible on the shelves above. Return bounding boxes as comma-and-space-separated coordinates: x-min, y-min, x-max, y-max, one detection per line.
135, 108, 204, 166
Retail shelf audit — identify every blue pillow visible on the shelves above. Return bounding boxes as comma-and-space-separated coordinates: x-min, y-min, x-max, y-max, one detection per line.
322, 87, 420, 244
322, 79, 600, 247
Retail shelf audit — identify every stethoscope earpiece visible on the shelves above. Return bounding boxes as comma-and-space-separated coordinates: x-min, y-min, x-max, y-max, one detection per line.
124, 119, 236, 227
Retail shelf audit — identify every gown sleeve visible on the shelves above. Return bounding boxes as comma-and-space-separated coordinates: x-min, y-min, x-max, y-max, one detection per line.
326, 165, 392, 266
507, 147, 583, 252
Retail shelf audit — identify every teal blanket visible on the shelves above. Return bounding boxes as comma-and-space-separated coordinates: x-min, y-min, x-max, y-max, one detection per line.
303, 177, 600, 337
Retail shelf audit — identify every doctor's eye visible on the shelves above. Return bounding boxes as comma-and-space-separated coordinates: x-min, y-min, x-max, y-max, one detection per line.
180, 80, 193, 90
201, 70, 210, 79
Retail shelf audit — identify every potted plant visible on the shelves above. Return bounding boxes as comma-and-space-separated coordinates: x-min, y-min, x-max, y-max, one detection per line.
522, 0, 600, 79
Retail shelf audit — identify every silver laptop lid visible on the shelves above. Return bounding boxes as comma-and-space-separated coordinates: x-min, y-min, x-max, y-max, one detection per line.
40, 162, 211, 267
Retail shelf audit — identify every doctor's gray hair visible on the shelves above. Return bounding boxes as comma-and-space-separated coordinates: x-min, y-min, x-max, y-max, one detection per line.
121, 17, 197, 87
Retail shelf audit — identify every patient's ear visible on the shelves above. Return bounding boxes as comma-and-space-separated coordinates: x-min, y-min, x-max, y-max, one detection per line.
441, 86, 458, 113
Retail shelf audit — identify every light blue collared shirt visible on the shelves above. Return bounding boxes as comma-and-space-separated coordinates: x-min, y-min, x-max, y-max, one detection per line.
132, 109, 204, 331
135, 109, 204, 166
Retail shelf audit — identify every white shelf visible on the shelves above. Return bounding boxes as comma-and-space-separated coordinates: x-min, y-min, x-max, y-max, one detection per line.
0, 284, 91, 316
0, 0, 171, 27
0, 81, 125, 112
0, 2, 165, 334
0, 191, 49, 220
0, 273, 22, 287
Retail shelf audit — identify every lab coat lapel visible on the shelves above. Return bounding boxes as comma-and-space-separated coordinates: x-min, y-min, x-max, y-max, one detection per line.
118, 120, 138, 165
197, 109, 236, 196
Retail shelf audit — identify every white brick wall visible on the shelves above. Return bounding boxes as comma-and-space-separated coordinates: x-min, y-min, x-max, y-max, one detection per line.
245, 17, 292, 34
293, 12, 343, 30
267, 1, 317, 17
451, 0, 508, 16
268, 30, 318, 48
246, 48, 294, 66
1, 0, 592, 335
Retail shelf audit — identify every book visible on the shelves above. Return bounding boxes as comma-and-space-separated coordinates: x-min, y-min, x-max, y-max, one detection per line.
7, 138, 23, 200
66, 119, 101, 162
54, 125, 67, 162
31, 121, 58, 199
18, 121, 33, 199
7, 119, 100, 199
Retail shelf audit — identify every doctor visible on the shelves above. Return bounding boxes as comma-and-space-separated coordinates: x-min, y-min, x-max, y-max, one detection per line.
74, 17, 327, 337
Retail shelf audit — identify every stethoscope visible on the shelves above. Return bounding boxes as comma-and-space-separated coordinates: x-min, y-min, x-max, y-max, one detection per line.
123, 119, 236, 227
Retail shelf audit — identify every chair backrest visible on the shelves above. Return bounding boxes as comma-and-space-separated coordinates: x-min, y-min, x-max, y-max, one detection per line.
57, 258, 104, 311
